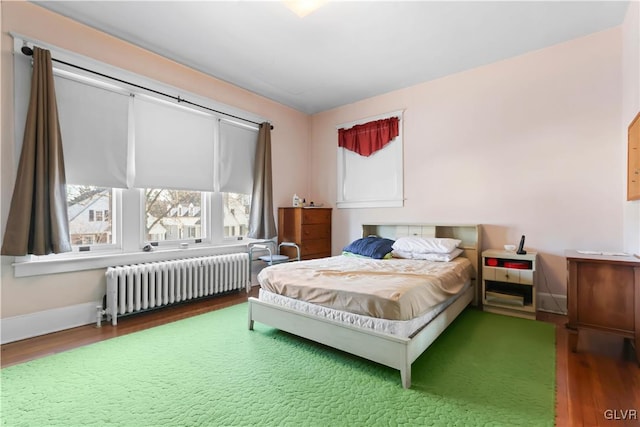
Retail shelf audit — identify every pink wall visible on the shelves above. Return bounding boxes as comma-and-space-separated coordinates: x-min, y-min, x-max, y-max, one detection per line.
311, 28, 625, 296
623, 1, 640, 253
0, 0, 635, 325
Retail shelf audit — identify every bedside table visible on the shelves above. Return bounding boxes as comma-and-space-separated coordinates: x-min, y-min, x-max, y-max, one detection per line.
482, 249, 538, 319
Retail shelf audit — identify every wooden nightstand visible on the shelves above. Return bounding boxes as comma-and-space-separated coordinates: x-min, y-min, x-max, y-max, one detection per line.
565, 250, 639, 363
482, 249, 538, 319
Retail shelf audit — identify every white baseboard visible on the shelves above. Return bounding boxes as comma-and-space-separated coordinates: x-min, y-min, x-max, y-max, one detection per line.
537, 292, 567, 315
1, 302, 100, 344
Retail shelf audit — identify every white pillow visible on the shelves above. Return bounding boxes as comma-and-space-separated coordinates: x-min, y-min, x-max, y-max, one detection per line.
392, 248, 463, 262
392, 236, 461, 254
391, 249, 413, 259
411, 248, 464, 261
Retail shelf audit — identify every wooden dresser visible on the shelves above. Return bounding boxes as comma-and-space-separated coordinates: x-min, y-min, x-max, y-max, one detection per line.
278, 207, 332, 260
565, 250, 639, 364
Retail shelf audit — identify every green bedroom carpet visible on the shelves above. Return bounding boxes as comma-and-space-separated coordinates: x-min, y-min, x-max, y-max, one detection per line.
1, 304, 555, 427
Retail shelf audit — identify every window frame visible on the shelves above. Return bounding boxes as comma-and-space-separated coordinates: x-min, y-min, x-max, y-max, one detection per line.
13, 188, 258, 277
67, 187, 121, 253
336, 110, 404, 209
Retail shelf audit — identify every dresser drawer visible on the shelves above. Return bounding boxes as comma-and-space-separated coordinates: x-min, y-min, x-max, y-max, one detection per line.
280, 239, 331, 259
278, 207, 332, 261
301, 252, 331, 260
300, 239, 331, 256
302, 208, 331, 225
301, 224, 330, 240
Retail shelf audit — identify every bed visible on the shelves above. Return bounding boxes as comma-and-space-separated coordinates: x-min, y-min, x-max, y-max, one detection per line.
248, 223, 482, 388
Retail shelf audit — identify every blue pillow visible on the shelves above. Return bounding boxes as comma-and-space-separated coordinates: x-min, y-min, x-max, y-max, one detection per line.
343, 236, 395, 259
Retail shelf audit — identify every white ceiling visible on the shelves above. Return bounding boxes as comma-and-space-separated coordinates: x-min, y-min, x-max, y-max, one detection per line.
32, 1, 630, 114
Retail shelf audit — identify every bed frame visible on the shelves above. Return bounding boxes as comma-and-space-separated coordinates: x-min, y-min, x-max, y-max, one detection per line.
248, 223, 482, 389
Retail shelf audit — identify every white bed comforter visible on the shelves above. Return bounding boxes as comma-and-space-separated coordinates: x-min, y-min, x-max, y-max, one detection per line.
257, 255, 472, 321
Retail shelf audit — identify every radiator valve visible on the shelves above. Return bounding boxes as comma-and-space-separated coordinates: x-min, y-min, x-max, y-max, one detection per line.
96, 305, 106, 328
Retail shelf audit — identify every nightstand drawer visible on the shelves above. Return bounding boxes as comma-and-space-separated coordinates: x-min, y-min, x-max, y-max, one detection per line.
483, 266, 496, 280
495, 268, 520, 284
519, 269, 534, 285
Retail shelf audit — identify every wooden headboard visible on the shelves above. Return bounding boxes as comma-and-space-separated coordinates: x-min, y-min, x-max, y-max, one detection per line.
361, 223, 483, 304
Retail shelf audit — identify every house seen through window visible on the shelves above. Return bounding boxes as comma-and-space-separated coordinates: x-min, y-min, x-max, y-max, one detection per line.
223, 192, 251, 238
145, 189, 203, 242
66, 187, 253, 249
67, 185, 113, 246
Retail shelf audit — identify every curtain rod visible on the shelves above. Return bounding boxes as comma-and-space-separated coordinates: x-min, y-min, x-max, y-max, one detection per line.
21, 45, 273, 130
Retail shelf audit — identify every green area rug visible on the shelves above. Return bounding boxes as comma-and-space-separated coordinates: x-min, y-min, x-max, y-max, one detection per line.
1, 304, 555, 426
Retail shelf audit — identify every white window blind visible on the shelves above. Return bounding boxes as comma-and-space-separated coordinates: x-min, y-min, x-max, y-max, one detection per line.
133, 96, 216, 191
218, 119, 258, 194
54, 74, 130, 188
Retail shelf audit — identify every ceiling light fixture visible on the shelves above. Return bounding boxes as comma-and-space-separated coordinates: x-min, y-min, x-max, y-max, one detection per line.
283, 0, 328, 18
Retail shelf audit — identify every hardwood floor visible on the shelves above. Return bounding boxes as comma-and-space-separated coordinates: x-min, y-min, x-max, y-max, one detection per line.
539, 311, 640, 427
2, 290, 638, 426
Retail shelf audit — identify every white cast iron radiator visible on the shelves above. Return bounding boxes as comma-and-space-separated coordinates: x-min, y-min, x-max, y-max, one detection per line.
103, 253, 250, 326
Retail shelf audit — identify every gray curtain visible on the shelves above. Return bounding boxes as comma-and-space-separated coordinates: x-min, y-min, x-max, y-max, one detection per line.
247, 123, 276, 239
1, 47, 71, 256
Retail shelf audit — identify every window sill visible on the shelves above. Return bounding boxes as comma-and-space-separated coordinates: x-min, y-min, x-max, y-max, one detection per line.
12, 241, 260, 278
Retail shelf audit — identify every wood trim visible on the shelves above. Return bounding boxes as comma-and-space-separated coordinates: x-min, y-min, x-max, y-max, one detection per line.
628, 111, 640, 201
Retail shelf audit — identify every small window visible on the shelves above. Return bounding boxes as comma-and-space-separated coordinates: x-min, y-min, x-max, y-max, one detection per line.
67, 185, 114, 246
223, 193, 251, 239
336, 111, 404, 208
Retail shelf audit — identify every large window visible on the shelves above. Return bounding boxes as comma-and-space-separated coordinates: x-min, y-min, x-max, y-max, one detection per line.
145, 189, 204, 242
12, 37, 264, 265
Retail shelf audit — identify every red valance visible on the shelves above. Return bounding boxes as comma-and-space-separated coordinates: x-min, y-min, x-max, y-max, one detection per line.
338, 117, 399, 157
